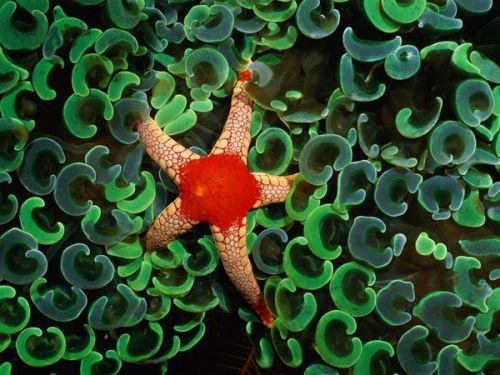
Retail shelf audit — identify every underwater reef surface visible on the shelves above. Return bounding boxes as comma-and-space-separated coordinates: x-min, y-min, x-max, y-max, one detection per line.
0, 0, 499, 374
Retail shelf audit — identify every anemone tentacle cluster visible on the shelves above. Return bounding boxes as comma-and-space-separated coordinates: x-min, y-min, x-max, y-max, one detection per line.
0, 0, 498, 374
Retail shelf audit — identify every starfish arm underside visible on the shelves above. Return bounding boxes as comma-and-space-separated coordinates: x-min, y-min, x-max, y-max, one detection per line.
144, 198, 198, 252
210, 80, 252, 163
210, 219, 274, 327
252, 173, 298, 209
137, 117, 200, 184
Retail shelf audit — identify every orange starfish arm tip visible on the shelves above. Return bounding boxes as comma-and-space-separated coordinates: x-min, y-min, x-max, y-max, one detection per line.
255, 298, 275, 328
238, 68, 253, 82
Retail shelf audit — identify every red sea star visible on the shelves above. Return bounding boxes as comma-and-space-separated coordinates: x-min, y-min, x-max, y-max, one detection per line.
137, 68, 297, 327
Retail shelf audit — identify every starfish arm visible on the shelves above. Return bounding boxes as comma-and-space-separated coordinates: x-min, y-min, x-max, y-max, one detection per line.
210, 79, 252, 163
211, 219, 274, 327
144, 197, 198, 252
137, 116, 200, 184
252, 173, 298, 208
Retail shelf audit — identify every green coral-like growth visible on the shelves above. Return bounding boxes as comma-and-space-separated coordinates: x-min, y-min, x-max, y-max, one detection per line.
0, 0, 498, 374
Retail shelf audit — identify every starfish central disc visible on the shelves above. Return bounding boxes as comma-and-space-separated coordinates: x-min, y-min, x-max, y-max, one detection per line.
179, 154, 260, 232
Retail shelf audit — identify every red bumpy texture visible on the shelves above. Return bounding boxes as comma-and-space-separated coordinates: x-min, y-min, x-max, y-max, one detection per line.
179, 154, 260, 233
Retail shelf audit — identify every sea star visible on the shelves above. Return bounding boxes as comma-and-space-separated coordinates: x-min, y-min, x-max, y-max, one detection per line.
137, 68, 297, 327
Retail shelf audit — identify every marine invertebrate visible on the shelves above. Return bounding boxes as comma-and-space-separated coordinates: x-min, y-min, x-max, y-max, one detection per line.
0, 0, 498, 373
137, 69, 297, 326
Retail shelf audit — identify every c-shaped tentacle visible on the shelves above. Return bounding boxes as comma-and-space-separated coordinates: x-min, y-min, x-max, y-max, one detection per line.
137, 117, 200, 184
210, 218, 274, 327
